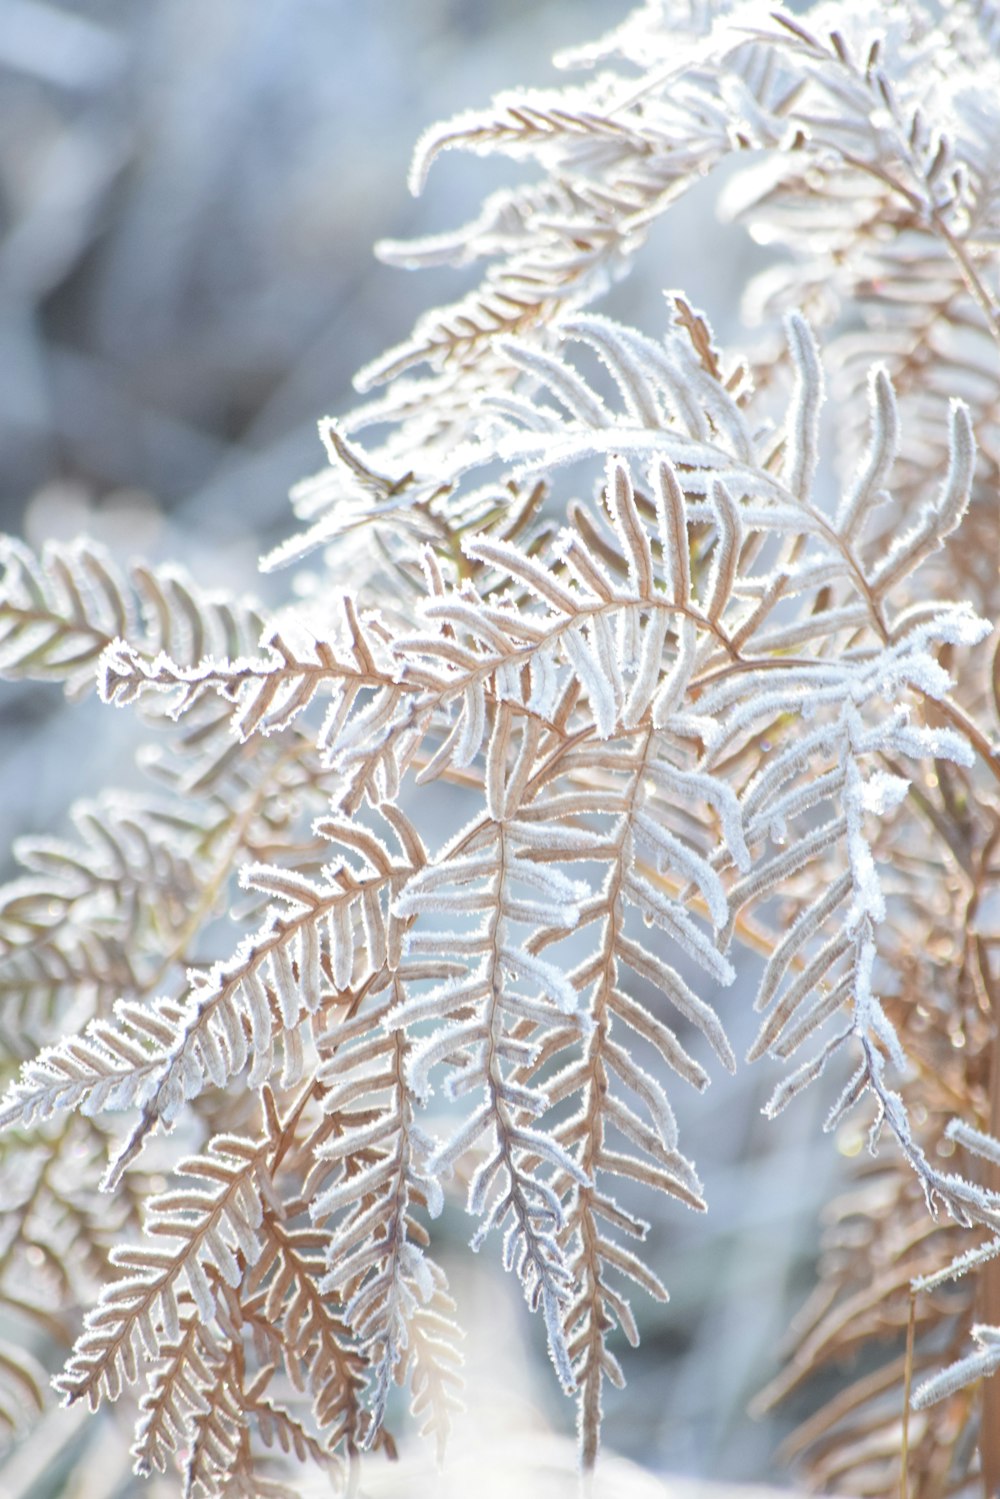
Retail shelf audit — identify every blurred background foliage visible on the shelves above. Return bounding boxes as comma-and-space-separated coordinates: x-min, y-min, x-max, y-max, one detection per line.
0, 3, 848, 1492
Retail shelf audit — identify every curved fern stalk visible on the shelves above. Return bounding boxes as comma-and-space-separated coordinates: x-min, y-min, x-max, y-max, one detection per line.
381, 710, 591, 1380
406, 86, 662, 199
752, 11, 1000, 337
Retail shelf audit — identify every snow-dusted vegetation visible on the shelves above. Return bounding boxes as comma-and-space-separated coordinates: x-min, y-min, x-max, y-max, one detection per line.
1, 2, 1000, 1494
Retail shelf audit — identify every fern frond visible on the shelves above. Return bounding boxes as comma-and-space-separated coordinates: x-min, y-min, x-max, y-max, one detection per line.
244, 1216, 369, 1454
132, 1307, 220, 1477
0, 538, 263, 698
54, 1133, 269, 1410
312, 1008, 460, 1446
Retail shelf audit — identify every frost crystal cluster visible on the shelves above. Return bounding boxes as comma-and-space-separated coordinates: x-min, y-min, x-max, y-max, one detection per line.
1, 2, 1000, 1495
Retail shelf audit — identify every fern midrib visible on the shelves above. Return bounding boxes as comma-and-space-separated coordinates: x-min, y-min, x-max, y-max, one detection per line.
568, 721, 657, 1467
483, 822, 563, 1299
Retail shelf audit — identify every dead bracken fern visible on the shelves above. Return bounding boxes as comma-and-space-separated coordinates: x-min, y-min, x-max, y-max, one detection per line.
1, 0, 999, 1493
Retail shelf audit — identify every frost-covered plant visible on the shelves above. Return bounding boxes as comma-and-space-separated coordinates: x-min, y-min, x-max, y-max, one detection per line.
1, 1, 1000, 1495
